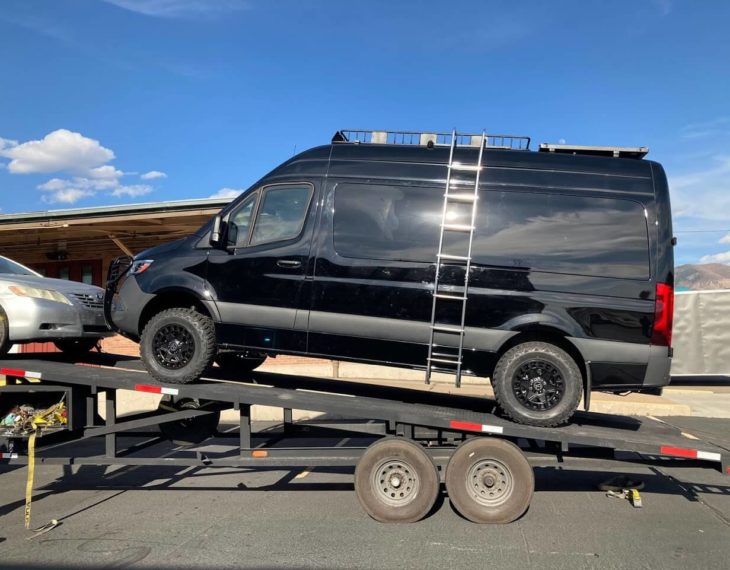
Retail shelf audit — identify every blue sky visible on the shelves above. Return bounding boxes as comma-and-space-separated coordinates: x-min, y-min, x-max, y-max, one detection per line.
1, 0, 729, 266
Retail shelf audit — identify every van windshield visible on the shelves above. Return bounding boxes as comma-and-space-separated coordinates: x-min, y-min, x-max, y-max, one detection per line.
0, 256, 38, 276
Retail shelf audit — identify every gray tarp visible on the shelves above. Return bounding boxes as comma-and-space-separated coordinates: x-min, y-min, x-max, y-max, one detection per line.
672, 290, 730, 375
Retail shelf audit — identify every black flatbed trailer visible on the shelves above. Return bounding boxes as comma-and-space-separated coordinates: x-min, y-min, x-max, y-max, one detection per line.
1, 352, 728, 524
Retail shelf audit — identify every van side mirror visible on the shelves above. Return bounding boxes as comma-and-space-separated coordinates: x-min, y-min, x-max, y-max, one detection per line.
210, 215, 222, 247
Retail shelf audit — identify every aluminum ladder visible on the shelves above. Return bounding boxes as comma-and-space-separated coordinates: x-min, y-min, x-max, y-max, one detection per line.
425, 130, 486, 387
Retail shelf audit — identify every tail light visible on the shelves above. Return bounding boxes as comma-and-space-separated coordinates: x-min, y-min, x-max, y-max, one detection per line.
651, 282, 674, 347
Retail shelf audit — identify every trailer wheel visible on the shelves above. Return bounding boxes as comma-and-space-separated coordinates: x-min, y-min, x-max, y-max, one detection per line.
445, 438, 533, 524
355, 438, 440, 523
158, 397, 220, 445
492, 341, 583, 427
140, 307, 216, 384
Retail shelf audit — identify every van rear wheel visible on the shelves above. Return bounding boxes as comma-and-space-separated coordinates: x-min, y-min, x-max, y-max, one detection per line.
140, 308, 216, 384
492, 341, 582, 427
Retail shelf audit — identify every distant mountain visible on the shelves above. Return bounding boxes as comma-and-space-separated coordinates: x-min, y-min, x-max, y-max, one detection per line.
676, 263, 730, 291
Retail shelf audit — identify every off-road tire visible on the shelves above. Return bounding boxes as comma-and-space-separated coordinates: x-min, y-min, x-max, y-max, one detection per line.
140, 308, 216, 384
492, 341, 583, 427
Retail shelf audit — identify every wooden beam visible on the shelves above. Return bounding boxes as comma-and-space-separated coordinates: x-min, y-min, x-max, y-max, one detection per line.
109, 234, 133, 256
0, 209, 221, 232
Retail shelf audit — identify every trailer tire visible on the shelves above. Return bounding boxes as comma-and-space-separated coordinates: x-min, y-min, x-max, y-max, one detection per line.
355, 438, 440, 523
492, 341, 582, 427
445, 438, 533, 524
140, 308, 216, 384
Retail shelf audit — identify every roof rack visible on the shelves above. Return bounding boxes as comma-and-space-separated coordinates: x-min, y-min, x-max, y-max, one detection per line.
333, 129, 531, 151
539, 143, 649, 159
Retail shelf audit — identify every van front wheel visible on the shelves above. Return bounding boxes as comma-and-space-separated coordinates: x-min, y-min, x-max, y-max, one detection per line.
492, 342, 583, 427
140, 308, 216, 384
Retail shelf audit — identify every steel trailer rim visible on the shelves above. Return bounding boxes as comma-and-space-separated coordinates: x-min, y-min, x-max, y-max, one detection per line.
372, 458, 420, 507
152, 324, 195, 369
512, 360, 565, 411
466, 458, 514, 507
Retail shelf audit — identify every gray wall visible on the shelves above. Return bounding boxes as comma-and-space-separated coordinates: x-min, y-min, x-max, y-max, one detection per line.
672, 290, 730, 375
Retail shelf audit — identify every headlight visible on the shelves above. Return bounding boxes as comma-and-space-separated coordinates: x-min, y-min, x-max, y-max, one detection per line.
8, 285, 72, 305
130, 259, 154, 275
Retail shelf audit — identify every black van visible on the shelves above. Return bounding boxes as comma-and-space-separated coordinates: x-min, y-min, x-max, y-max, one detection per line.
105, 129, 675, 427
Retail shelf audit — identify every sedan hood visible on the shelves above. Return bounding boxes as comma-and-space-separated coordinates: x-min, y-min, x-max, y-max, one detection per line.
0, 274, 104, 295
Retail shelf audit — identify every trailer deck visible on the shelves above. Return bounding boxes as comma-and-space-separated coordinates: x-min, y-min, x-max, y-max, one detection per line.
1, 352, 728, 524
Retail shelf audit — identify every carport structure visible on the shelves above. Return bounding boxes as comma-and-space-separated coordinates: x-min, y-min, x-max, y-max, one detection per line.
0, 198, 230, 286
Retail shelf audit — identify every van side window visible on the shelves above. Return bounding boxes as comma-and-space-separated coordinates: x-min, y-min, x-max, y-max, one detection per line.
333, 183, 650, 279
251, 185, 313, 245
333, 183, 440, 262
473, 192, 650, 279
228, 194, 258, 247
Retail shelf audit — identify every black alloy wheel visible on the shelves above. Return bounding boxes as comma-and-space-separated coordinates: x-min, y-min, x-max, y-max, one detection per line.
152, 324, 196, 370
492, 341, 583, 427
140, 307, 216, 384
512, 360, 565, 412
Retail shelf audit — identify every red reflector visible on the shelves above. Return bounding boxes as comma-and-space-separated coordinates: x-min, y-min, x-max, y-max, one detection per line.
450, 420, 482, 432
660, 446, 697, 459
0, 368, 26, 377
651, 282, 674, 347
134, 384, 162, 394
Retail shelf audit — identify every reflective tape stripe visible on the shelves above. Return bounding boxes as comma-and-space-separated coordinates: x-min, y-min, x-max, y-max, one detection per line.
697, 450, 722, 462
660, 446, 697, 459
660, 446, 722, 462
0, 453, 18, 459
449, 420, 504, 434
0, 368, 41, 379
134, 384, 178, 396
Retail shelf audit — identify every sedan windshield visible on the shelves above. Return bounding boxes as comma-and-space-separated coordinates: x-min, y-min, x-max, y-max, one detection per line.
0, 256, 38, 276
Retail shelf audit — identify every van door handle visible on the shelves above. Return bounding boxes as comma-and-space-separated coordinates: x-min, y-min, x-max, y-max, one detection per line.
277, 259, 302, 269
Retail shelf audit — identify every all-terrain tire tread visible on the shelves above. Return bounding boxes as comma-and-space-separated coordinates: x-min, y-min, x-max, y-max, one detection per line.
492, 341, 582, 428
140, 307, 216, 384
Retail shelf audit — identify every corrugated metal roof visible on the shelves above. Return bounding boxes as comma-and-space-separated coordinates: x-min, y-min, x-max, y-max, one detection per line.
0, 198, 234, 225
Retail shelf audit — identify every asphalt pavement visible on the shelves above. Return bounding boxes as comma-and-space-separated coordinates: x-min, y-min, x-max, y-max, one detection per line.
1, 418, 730, 570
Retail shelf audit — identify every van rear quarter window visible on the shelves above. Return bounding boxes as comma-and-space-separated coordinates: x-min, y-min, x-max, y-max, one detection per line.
333, 183, 650, 279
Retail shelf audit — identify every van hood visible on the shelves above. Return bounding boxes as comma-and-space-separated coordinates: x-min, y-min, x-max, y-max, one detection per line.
0, 274, 104, 295
135, 237, 186, 260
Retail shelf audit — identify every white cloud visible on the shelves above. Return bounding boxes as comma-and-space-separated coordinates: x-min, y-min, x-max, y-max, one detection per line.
111, 184, 153, 198
680, 116, 730, 139
101, 0, 248, 19
41, 188, 95, 204
670, 155, 730, 221
0, 137, 18, 151
699, 250, 730, 264
89, 165, 124, 179
0, 129, 114, 175
140, 170, 167, 180
720, 233, 730, 245
1, 129, 166, 206
209, 188, 242, 199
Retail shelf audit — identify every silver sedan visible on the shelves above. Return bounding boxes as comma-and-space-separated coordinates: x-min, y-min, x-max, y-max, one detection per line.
0, 255, 112, 355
